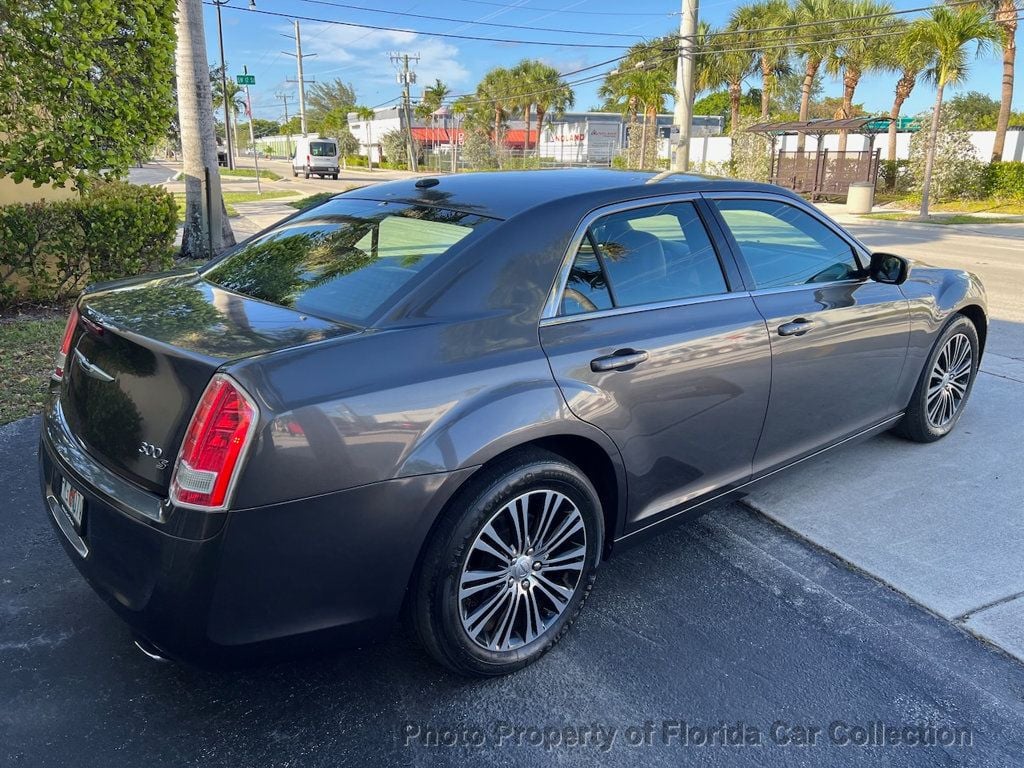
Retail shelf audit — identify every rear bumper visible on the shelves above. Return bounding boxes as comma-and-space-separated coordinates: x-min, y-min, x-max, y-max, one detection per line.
39, 399, 473, 663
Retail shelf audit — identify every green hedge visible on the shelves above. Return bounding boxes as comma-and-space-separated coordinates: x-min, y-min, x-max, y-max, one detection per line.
983, 161, 1024, 201
0, 181, 177, 307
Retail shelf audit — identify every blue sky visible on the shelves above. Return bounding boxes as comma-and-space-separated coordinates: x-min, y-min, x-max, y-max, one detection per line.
207, 0, 1022, 124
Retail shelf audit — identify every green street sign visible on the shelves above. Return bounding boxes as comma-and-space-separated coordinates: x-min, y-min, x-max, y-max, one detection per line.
236, 74, 255, 86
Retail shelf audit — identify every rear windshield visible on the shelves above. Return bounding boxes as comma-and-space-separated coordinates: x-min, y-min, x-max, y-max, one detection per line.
202, 199, 494, 324
309, 141, 337, 156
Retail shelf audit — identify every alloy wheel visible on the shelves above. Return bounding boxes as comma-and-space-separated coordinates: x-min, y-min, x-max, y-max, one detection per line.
458, 490, 587, 652
926, 332, 972, 429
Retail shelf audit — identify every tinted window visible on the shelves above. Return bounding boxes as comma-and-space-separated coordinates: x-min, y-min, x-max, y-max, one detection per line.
203, 199, 492, 324
309, 141, 337, 156
713, 199, 860, 289
561, 236, 613, 315
579, 202, 726, 310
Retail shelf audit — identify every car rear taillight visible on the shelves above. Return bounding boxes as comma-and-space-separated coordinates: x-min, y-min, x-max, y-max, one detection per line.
169, 374, 258, 511
306, 154, 311, 165
52, 305, 80, 381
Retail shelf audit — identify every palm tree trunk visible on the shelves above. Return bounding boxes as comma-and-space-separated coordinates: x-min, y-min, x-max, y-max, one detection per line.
536, 108, 547, 159
175, 0, 234, 260
992, 6, 1016, 162
837, 69, 860, 153
761, 62, 773, 119
796, 59, 820, 153
524, 103, 532, 163
920, 80, 945, 218
494, 108, 503, 168
640, 110, 649, 169
888, 72, 916, 163
729, 81, 742, 135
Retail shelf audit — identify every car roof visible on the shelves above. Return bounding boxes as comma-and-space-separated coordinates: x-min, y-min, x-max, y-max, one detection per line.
339, 168, 794, 220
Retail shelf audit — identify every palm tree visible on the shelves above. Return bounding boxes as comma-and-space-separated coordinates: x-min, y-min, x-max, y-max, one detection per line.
826, 0, 896, 152
355, 105, 375, 170
175, 0, 233, 259
911, 5, 1001, 216
882, 20, 931, 162
698, 23, 757, 133
977, 0, 1019, 161
731, 0, 793, 118
791, 0, 840, 151
530, 62, 575, 159
416, 79, 450, 168
211, 68, 245, 162
476, 67, 519, 164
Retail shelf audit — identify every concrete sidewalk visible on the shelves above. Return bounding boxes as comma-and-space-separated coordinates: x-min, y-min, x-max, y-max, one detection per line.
744, 351, 1024, 662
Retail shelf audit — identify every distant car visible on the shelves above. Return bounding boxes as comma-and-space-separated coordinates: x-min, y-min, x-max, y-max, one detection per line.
40, 170, 987, 676
292, 136, 340, 180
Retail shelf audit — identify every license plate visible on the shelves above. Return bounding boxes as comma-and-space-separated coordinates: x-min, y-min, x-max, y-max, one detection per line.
59, 477, 85, 528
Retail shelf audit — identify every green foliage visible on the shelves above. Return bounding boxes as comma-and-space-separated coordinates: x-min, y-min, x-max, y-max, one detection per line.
380, 129, 417, 165
909, 107, 987, 201
694, 90, 761, 131
306, 79, 357, 135
0, 182, 177, 307
879, 159, 912, 192
0, 0, 177, 189
982, 162, 1024, 201
220, 167, 283, 181
945, 91, 1001, 130
336, 131, 361, 158
462, 130, 499, 170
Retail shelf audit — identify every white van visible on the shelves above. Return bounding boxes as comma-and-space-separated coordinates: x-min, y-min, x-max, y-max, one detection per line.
292, 137, 340, 179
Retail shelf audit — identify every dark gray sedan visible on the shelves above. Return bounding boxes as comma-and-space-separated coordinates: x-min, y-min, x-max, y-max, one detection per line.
39, 170, 986, 675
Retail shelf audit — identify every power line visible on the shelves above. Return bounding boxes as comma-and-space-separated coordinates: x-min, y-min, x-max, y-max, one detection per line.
291, 0, 649, 38
449, 0, 676, 15
205, 2, 634, 48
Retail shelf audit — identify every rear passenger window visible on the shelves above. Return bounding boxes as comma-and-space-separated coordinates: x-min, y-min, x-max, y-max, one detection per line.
559, 202, 727, 315
712, 199, 860, 289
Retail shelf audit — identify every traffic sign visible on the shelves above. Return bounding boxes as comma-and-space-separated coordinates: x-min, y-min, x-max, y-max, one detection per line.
236, 74, 256, 86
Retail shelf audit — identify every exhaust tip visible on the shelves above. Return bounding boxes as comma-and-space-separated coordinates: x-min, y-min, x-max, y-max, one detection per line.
133, 636, 171, 663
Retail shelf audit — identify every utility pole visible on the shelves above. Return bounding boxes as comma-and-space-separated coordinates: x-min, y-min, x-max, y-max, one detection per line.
390, 52, 420, 172
283, 20, 316, 136
212, 0, 234, 169
672, 0, 699, 172
277, 91, 292, 158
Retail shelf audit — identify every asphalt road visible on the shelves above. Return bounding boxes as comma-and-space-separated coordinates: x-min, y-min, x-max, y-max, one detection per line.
4, 417, 1024, 767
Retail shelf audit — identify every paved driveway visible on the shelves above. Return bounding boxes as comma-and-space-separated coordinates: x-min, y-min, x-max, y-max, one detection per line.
3, 417, 1024, 766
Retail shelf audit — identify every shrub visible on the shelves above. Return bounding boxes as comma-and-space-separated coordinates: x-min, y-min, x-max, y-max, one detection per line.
982, 161, 1024, 201
343, 154, 368, 167
0, 180, 176, 307
908, 106, 986, 202
878, 159, 912, 192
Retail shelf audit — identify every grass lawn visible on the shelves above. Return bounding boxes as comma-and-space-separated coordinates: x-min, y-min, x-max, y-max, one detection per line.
862, 212, 1024, 225
219, 167, 282, 181
0, 313, 66, 425
174, 190, 298, 221
875, 196, 1024, 215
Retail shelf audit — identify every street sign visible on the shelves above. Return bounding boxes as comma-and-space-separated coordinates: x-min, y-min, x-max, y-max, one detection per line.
236, 74, 256, 85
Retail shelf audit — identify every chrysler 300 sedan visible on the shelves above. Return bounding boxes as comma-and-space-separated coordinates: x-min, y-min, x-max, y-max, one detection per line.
40, 169, 986, 675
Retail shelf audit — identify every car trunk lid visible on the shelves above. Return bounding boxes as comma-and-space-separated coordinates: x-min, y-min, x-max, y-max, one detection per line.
60, 271, 356, 493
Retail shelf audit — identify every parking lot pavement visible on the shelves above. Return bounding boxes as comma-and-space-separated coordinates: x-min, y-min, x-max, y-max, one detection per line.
4, 417, 1024, 767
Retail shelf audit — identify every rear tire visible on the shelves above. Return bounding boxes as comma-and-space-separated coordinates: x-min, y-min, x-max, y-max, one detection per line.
304, 166, 310, 179
411, 449, 602, 677
894, 314, 979, 443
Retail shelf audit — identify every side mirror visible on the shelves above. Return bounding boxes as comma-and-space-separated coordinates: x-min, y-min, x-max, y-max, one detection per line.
868, 252, 910, 285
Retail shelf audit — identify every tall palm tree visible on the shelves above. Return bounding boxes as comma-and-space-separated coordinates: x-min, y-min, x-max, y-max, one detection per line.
211, 68, 245, 161
977, 0, 1020, 161
355, 105, 375, 170
175, 0, 233, 259
531, 62, 574, 159
882, 20, 932, 162
416, 79, 450, 167
731, 0, 793, 118
476, 66, 518, 162
826, 0, 896, 152
911, 5, 1001, 216
698, 23, 757, 133
791, 0, 840, 151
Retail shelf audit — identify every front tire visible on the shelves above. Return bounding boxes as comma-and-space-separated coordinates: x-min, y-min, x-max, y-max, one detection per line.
894, 314, 979, 443
412, 449, 602, 676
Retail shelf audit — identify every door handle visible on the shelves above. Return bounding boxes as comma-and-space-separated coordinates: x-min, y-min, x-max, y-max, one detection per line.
777, 318, 814, 337
590, 349, 649, 372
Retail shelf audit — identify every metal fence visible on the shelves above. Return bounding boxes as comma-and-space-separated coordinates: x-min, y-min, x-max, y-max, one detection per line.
771, 149, 881, 199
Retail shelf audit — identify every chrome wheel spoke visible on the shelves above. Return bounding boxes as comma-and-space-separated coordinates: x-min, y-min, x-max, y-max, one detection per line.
925, 333, 973, 429
459, 488, 587, 651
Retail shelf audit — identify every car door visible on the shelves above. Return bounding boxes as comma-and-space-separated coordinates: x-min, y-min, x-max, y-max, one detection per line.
539, 197, 772, 535
705, 193, 911, 475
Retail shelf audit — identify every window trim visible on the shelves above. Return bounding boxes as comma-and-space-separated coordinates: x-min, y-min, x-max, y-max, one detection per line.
540, 193, 736, 322
700, 191, 872, 292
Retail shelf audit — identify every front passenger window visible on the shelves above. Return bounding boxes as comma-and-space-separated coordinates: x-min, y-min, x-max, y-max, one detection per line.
713, 199, 860, 289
